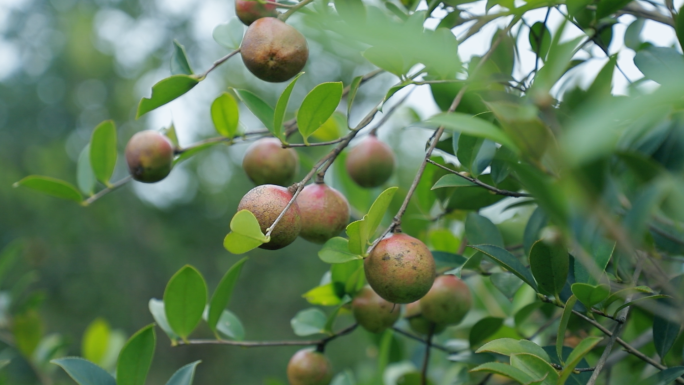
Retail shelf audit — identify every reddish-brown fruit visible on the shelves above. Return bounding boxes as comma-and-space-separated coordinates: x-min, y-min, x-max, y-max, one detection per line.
243, 138, 299, 186
287, 349, 333, 385
364, 233, 436, 304
241, 18, 309, 83
237, 184, 301, 250
235, 0, 277, 26
345, 135, 395, 188
125, 131, 175, 183
404, 301, 446, 335
419, 275, 472, 326
351, 286, 400, 333
296, 183, 350, 244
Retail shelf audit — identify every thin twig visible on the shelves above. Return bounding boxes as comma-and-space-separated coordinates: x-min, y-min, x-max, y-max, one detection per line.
426, 159, 532, 198
82, 176, 133, 206
278, 0, 316, 21
179, 323, 358, 347
391, 327, 452, 353
421, 325, 435, 385
283, 138, 347, 147
199, 49, 241, 79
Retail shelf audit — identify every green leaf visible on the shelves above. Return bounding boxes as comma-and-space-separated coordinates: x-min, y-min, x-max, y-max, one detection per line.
602, 286, 655, 309
678, 4, 684, 50
148, 299, 179, 341
432, 251, 467, 268
654, 298, 681, 360
164, 266, 208, 340
491, 272, 524, 300
596, 0, 632, 19
212, 19, 244, 50
318, 237, 362, 264
523, 207, 547, 257
13, 309, 42, 357
347, 75, 363, 120
331, 370, 356, 385
166, 361, 201, 385
557, 295, 577, 365
303, 283, 343, 306
223, 210, 269, 254
0, 240, 23, 286
14, 176, 83, 203
477, 338, 551, 362
469, 317, 504, 348
163, 124, 179, 147
223, 233, 263, 255
431, 174, 475, 189
77, 145, 96, 195
529, 240, 568, 297
633, 46, 684, 85
532, 28, 582, 94
529, 22, 551, 60
571, 283, 610, 308
574, 240, 614, 285
234, 89, 274, 131
625, 18, 645, 51
291, 308, 328, 336
426, 112, 518, 152
457, 134, 483, 173
558, 337, 602, 384
346, 220, 368, 256
471, 362, 537, 384
510, 353, 558, 384
137, 75, 199, 118
208, 257, 247, 333
211, 309, 245, 341
297, 82, 343, 143
117, 324, 156, 385
366, 187, 398, 238
273, 72, 304, 140
82, 318, 110, 366
469, 244, 538, 291
637, 366, 684, 385
362, 46, 405, 76
612, 295, 670, 317
51, 357, 116, 385
465, 213, 504, 248
171, 40, 193, 75
90, 120, 117, 185
211, 93, 239, 138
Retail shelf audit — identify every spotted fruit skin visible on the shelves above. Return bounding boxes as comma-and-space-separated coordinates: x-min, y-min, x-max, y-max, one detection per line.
296, 183, 350, 244
287, 349, 333, 385
125, 131, 174, 183
364, 233, 436, 304
241, 17, 309, 83
351, 286, 400, 333
243, 138, 299, 186
235, 0, 277, 26
345, 135, 395, 188
237, 185, 301, 250
419, 275, 471, 326
404, 301, 446, 335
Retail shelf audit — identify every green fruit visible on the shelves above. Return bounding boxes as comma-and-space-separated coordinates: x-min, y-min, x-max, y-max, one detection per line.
404, 301, 446, 335
345, 135, 395, 188
243, 138, 299, 186
236, 0, 278, 26
125, 131, 174, 183
296, 183, 349, 244
419, 275, 471, 326
241, 17, 309, 83
351, 286, 400, 333
287, 349, 333, 385
364, 233, 436, 304
237, 185, 301, 250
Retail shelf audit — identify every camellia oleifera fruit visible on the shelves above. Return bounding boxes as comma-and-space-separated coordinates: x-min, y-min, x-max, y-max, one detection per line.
240, 17, 309, 83
364, 233, 436, 304
419, 274, 472, 326
351, 286, 400, 333
287, 349, 333, 385
345, 135, 395, 188
296, 183, 349, 243
235, 0, 277, 26
237, 185, 301, 250
125, 131, 175, 183
404, 301, 446, 335
243, 138, 299, 186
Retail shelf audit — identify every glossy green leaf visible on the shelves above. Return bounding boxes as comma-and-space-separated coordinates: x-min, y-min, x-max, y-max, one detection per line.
303, 283, 343, 306
510, 353, 558, 384
469, 317, 504, 348
346, 220, 368, 256
90, 120, 117, 185
13, 309, 43, 357
223, 232, 264, 255
558, 337, 602, 384
654, 297, 681, 360
211, 93, 239, 138
51, 357, 116, 385
491, 272, 524, 300
529, 240, 568, 297
457, 134, 483, 173
469, 245, 538, 291
137, 75, 199, 118
596, 0, 632, 19
273, 72, 304, 140
14, 176, 83, 203
318, 237, 362, 264
166, 361, 201, 385
432, 251, 467, 268
148, 299, 179, 341
625, 18, 646, 51
557, 295, 577, 365
366, 187, 398, 238
637, 366, 684, 385
117, 324, 156, 385
323, 297, 351, 332
471, 362, 537, 384
213, 309, 245, 341
297, 82, 343, 143
465, 213, 504, 248
77, 145, 96, 195
208, 257, 247, 333
633, 46, 684, 85
291, 308, 327, 336
574, 240, 614, 285
523, 207, 547, 257
223, 210, 269, 254
82, 318, 110, 366
431, 174, 475, 189
529, 22, 551, 60
571, 283, 610, 308
171, 40, 193, 75
477, 338, 550, 362
347, 75, 363, 120
212, 19, 244, 49
234, 89, 274, 131
426, 112, 518, 151
164, 266, 208, 340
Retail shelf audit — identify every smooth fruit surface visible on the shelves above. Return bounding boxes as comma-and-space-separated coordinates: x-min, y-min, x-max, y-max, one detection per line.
237, 185, 301, 250
345, 135, 395, 188
419, 275, 472, 326
125, 131, 174, 183
241, 17, 309, 83
351, 286, 400, 333
287, 349, 333, 385
236, 0, 277, 26
296, 183, 349, 243
243, 138, 299, 186
364, 233, 436, 304
404, 301, 446, 335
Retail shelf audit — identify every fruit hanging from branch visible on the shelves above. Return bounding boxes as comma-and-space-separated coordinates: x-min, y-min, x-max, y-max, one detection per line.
419, 274, 471, 326
125, 131, 175, 183
404, 300, 446, 335
296, 183, 350, 244
345, 135, 395, 188
286, 349, 333, 385
351, 286, 400, 333
237, 184, 301, 249
235, 0, 278, 26
242, 138, 299, 186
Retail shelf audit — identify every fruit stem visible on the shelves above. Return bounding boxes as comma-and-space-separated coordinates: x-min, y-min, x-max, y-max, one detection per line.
198, 48, 241, 79
278, 0, 316, 21
420, 324, 435, 385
